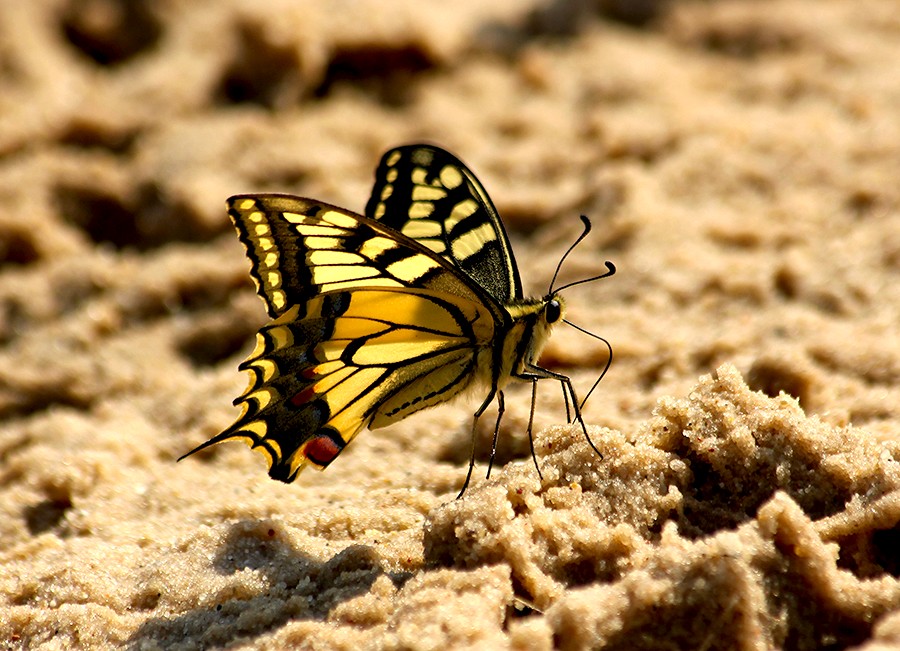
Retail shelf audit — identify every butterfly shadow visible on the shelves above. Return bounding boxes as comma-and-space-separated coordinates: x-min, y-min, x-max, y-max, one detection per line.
128, 519, 410, 650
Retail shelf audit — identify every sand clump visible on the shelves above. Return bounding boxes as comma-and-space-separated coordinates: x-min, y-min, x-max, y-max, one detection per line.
2, 0, 900, 649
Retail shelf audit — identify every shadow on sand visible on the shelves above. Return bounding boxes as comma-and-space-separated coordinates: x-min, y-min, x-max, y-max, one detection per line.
128, 519, 410, 649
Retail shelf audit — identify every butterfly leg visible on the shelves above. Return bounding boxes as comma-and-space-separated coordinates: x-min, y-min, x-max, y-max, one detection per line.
561, 383, 573, 424
485, 391, 506, 480
526, 378, 544, 481
519, 365, 604, 461
558, 373, 604, 461
458, 389, 498, 499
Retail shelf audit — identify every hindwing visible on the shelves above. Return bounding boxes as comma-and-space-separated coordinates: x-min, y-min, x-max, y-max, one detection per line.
201, 287, 495, 482
365, 144, 523, 302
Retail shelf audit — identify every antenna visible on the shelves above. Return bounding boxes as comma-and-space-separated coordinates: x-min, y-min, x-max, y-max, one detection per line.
548, 216, 591, 294
547, 215, 617, 414
548, 216, 616, 294
554, 261, 616, 294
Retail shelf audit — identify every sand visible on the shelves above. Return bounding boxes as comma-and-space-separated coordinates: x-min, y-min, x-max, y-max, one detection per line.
2, 0, 900, 648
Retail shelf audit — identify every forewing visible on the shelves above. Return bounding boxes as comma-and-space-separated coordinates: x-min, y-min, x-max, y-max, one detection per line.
228, 193, 491, 318
186, 288, 495, 482
364, 144, 524, 302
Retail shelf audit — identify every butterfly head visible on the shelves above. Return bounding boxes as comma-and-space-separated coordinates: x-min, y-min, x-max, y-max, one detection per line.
503, 293, 567, 376
531, 293, 566, 362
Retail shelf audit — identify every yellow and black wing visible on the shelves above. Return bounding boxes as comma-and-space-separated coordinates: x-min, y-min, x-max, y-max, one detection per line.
182, 195, 500, 482
365, 144, 524, 303
228, 192, 489, 319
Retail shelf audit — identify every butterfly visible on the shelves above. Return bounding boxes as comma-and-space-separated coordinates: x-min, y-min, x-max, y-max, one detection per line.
180, 144, 615, 497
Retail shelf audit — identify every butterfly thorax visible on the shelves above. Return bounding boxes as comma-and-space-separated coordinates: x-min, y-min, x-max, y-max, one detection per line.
494, 293, 566, 387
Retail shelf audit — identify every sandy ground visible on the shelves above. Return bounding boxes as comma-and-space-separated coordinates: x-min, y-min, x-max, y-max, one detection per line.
2, 0, 900, 649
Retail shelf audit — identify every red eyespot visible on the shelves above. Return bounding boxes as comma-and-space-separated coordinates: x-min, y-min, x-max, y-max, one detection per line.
304, 434, 342, 466
290, 386, 317, 407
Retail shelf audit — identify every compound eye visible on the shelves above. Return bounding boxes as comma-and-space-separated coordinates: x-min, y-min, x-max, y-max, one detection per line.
546, 299, 561, 324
